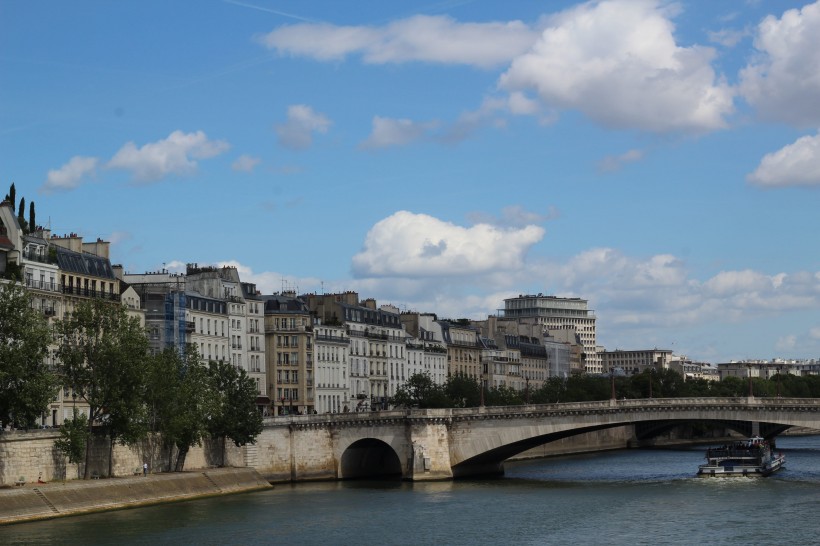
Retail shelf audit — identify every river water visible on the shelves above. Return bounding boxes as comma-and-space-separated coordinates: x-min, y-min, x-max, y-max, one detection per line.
4, 435, 820, 545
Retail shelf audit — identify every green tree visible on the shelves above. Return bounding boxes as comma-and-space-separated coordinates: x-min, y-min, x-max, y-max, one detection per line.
17, 196, 27, 232
392, 372, 449, 408
206, 359, 263, 467
28, 200, 35, 231
54, 410, 89, 480
444, 373, 481, 407
531, 377, 567, 404
485, 385, 524, 406
6, 182, 16, 205
145, 347, 212, 472
55, 299, 149, 478
0, 282, 57, 429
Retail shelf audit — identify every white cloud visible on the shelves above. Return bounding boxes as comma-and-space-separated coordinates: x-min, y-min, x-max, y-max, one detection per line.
499, 0, 734, 132
232, 154, 261, 172
41, 156, 99, 193
597, 149, 645, 173
810, 327, 820, 340
108, 130, 230, 182
351, 211, 545, 277
740, 1, 820, 126
258, 15, 538, 68
274, 105, 331, 150
360, 116, 438, 149
747, 132, 820, 187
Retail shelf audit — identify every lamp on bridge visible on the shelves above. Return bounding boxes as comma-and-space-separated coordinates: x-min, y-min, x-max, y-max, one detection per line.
524, 376, 530, 404
776, 365, 783, 398
747, 364, 754, 398
609, 369, 616, 401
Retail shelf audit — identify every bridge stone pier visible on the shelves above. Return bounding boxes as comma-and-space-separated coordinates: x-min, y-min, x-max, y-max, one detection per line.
248, 397, 820, 482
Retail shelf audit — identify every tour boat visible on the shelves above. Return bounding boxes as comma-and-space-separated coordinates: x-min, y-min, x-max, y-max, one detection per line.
697, 436, 785, 477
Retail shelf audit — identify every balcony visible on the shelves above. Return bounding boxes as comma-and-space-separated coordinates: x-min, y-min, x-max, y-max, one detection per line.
22, 249, 56, 265
25, 278, 60, 292
185, 321, 196, 333
61, 285, 121, 302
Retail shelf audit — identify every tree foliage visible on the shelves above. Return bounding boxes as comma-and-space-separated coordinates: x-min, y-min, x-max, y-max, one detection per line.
55, 299, 148, 477
391, 373, 450, 408
206, 359, 263, 465
55, 410, 89, 479
145, 347, 212, 472
0, 282, 57, 429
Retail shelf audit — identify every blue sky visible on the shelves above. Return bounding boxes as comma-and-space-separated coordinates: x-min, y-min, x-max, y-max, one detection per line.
2, 0, 819, 363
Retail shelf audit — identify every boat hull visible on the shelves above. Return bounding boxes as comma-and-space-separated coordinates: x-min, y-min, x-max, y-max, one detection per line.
697, 437, 785, 477
697, 455, 785, 477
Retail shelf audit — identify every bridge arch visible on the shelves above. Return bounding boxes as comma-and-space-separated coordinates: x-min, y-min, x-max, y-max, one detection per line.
339, 438, 403, 479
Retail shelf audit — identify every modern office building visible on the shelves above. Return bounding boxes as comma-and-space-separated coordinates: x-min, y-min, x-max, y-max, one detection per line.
502, 294, 601, 373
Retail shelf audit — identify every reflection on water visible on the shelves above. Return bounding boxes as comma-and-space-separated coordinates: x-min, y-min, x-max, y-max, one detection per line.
4, 436, 820, 545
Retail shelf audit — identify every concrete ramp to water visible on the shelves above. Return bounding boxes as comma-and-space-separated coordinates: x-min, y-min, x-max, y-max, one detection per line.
0, 468, 272, 525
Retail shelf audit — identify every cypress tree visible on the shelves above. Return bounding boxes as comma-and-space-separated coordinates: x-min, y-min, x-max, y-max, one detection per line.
17, 197, 26, 232
29, 201, 36, 231
9, 182, 16, 206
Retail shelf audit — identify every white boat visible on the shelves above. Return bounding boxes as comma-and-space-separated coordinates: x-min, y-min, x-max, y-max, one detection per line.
697, 436, 785, 477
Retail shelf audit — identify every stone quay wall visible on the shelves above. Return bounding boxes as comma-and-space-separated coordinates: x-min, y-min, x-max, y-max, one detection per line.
0, 430, 244, 487
0, 468, 272, 525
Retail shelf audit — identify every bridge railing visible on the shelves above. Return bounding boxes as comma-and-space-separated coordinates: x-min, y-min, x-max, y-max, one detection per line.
263, 397, 820, 426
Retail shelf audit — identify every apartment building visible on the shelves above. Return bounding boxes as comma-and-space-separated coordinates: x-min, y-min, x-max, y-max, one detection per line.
601, 348, 673, 375
264, 292, 314, 415
400, 312, 447, 386
314, 321, 350, 413
304, 292, 404, 411
241, 282, 267, 408
440, 321, 481, 380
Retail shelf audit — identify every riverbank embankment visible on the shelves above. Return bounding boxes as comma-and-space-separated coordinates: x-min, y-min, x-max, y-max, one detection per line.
0, 467, 271, 526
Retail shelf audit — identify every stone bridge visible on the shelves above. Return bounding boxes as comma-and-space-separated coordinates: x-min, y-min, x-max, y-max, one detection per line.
248, 397, 820, 482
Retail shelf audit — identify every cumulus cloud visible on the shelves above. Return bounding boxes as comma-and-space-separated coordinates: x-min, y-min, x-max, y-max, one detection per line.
360, 116, 438, 149
232, 154, 261, 172
41, 156, 99, 193
258, 15, 538, 68
499, 0, 734, 132
597, 149, 645, 173
108, 130, 230, 182
351, 211, 545, 277
747, 133, 820, 187
534, 248, 819, 333
740, 1, 820, 126
274, 105, 331, 150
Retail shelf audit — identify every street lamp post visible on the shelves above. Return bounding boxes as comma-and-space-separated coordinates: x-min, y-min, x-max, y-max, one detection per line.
648, 368, 654, 399
776, 365, 782, 398
479, 373, 485, 407
610, 370, 616, 401
525, 376, 530, 404
747, 364, 754, 397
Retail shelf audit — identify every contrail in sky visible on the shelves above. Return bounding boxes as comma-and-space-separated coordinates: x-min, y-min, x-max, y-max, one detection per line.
222, 0, 316, 22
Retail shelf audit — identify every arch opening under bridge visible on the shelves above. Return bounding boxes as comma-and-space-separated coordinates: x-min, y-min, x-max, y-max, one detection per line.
340, 438, 403, 480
